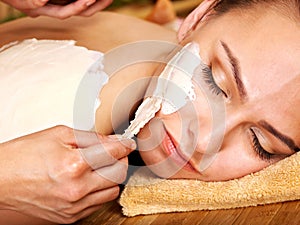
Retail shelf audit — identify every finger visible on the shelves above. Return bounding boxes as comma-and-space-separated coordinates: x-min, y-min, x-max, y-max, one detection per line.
56, 127, 128, 149
78, 137, 136, 169
13, 0, 49, 10
26, 0, 96, 19
76, 186, 119, 211
73, 131, 135, 148
31, 0, 49, 8
79, 0, 112, 17
80, 157, 128, 194
83, 168, 118, 191
59, 186, 119, 223
94, 156, 129, 184
72, 129, 102, 148
43, 126, 98, 147
48, 126, 105, 148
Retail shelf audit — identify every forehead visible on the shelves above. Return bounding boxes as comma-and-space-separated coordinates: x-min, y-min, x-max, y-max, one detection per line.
192, 10, 300, 95
213, 11, 300, 113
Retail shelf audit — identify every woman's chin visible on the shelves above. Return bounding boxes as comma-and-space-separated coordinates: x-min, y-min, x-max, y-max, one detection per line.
138, 150, 202, 179
149, 165, 204, 180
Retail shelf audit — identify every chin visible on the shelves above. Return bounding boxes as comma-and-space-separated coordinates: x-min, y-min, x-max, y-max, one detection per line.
138, 149, 204, 179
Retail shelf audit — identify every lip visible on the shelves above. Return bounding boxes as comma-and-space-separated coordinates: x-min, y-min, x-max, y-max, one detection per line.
162, 127, 197, 173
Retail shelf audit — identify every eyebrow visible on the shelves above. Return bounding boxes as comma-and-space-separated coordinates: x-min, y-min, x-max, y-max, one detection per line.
220, 41, 248, 101
259, 120, 300, 153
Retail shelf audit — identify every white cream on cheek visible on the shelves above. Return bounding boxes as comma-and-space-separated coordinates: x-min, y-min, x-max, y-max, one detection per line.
123, 42, 201, 138
157, 42, 200, 115
0, 39, 108, 142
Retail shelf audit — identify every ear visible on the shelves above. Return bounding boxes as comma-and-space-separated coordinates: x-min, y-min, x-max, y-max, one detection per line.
177, 0, 219, 42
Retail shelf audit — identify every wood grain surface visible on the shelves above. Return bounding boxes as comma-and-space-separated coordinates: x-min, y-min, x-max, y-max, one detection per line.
72, 200, 299, 225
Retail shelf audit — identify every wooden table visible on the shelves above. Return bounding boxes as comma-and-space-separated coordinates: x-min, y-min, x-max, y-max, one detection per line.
73, 200, 299, 225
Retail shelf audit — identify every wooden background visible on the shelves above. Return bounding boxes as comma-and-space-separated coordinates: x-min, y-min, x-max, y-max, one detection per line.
72, 199, 300, 225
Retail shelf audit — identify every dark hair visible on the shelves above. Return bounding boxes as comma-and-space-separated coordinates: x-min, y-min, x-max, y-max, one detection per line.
213, 0, 300, 20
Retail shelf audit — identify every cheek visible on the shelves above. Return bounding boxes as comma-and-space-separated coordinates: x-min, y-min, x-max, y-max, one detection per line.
202, 143, 270, 181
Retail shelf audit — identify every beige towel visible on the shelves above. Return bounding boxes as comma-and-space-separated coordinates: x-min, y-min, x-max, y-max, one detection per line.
120, 152, 300, 217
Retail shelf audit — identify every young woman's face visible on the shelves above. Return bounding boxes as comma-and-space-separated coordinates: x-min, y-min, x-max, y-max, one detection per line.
137, 7, 300, 181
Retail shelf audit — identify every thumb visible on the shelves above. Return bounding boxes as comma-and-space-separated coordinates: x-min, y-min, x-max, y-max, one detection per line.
78, 135, 136, 170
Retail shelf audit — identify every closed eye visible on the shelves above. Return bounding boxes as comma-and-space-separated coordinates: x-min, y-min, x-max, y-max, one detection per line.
202, 64, 227, 97
250, 128, 274, 161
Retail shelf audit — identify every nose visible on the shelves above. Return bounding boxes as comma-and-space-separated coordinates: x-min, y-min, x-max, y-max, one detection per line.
180, 88, 226, 171
196, 118, 226, 171
194, 111, 226, 155
176, 97, 225, 155
188, 95, 226, 151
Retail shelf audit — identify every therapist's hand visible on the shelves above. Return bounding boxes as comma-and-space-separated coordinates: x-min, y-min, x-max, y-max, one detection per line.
0, 125, 136, 224
1, 0, 112, 19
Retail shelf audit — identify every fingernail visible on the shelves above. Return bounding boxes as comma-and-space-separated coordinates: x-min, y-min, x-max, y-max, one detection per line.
122, 139, 137, 150
130, 140, 137, 150
108, 135, 137, 150
85, 0, 95, 6
108, 134, 124, 140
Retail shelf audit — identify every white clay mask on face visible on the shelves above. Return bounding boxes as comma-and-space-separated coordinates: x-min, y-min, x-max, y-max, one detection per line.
124, 42, 226, 173
122, 42, 199, 138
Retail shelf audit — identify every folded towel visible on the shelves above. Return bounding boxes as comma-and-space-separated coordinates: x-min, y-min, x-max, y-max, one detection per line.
120, 152, 300, 217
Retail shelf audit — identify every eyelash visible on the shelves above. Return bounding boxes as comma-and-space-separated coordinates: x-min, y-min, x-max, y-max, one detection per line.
201, 65, 226, 97
250, 129, 273, 161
